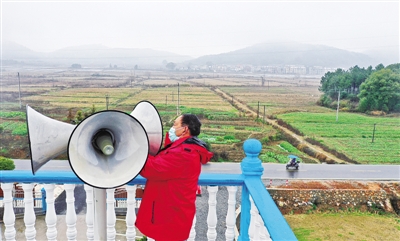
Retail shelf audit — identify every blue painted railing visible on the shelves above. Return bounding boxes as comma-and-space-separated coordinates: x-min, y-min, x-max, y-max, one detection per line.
0, 139, 297, 241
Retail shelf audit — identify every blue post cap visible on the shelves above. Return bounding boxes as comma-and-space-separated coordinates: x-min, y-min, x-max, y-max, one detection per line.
241, 139, 264, 176
243, 139, 262, 157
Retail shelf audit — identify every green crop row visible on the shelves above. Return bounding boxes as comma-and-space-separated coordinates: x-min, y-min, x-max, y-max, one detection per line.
0, 121, 28, 135
279, 141, 303, 155
198, 133, 241, 144
259, 151, 289, 163
0, 111, 26, 119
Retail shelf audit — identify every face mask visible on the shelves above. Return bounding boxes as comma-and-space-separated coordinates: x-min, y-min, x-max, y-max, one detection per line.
168, 126, 184, 142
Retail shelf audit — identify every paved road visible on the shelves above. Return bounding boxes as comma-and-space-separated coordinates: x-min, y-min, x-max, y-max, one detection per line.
12, 159, 400, 181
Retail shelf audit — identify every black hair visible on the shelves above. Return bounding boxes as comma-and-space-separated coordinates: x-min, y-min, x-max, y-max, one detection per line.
181, 114, 202, 136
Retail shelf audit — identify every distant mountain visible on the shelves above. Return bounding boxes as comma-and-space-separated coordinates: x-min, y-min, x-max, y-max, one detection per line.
2, 41, 390, 68
2, 42, 192, 67
187, 42, 378, 68
2, 41, 43, 59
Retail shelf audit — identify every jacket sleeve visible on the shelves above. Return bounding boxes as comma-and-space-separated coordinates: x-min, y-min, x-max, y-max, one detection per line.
140, 147, 195, 181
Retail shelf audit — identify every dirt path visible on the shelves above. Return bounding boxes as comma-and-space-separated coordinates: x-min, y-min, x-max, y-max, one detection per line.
212, 87, 349, 164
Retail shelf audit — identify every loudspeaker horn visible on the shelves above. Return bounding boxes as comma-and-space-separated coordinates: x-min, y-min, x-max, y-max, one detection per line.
68, 110, 149, 189
130, 100, 163, 155
26, 101, 162, 188
26, 105, 75, 174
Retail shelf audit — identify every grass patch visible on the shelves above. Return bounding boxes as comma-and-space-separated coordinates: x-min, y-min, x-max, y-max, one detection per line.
286, 212, 400, 241
278, 112, 400, 164
293, 228, 315, 241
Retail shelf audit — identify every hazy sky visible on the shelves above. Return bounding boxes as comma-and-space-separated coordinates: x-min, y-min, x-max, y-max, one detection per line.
2, 0, 399, 58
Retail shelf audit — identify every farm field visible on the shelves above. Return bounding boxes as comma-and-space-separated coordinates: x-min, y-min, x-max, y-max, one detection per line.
276, 112, 400, 164
0, 68, 288, 161
1, 67, 399, 165
219, 85, 325, 116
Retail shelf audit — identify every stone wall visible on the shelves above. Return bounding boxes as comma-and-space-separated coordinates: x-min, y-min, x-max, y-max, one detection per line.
267, 188, 399, 215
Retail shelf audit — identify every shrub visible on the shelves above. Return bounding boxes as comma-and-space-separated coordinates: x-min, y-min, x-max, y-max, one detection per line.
261, 137, 269, 145
224, 135, 235, 140
317, 94, 333, 107
394, 103, 400, 112
269, 132, 284, 141
211, 151, 229, 162
0, 156, 15, 170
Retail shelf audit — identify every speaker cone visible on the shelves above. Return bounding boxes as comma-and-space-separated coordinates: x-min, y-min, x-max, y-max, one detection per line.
68, 110, 149, 189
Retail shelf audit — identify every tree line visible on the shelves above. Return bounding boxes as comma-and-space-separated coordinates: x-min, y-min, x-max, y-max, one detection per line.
318, 63, 400, 114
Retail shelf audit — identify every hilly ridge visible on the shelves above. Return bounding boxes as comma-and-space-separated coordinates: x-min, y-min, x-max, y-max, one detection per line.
2, 41, 382, 68
187, 42, 376, 68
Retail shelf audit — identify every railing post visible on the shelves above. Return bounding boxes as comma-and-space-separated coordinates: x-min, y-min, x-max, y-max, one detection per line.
106, 188, 116, 240
64, 184, 77, 240
239, 139, 263, 241
44, 184, 57, 241
22, 183, 36, 240
1, 183, 16, 240
207, 185, 218, 241
84, 184, 95, 240
225, 186, 238, 241
239, 139, 297, 241
125, 185, 137, 240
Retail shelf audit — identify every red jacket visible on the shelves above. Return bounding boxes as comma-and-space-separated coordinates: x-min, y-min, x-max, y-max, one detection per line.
136, 135, 213, 241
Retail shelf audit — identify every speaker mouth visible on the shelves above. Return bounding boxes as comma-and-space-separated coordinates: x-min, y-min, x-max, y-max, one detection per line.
68, 110, 149, 189
91, 128, 115, 155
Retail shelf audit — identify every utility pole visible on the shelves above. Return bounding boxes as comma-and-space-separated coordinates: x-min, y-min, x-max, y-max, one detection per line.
18, 72, 22, 109
177, 83, 180, 116
372, 123, 377, 143
106, 95, 109, 110
130, 70, 133, 88
257, 101, 260, 119
336, 90, 340, 122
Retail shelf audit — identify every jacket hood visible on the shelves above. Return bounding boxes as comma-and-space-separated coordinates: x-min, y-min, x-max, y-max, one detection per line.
184, 136, 213, 164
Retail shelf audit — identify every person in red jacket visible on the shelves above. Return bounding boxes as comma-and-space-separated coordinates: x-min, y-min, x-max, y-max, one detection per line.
136, 114, 213, 241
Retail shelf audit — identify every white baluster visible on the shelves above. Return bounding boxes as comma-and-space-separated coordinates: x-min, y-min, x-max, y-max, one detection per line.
44, 184, 57, 241
207, 185, 218, 241
249, 196, 257, 241
258, 215, 271, 241
1, 183, 16, 241
253, 213, 262, 241
225, 186, 237, 241
84, 185, 95, 240
125, 185, 137, 241
64, 184, 77, 241
106, 188, 116, 240
22, 183, 36, 241
188, 213, 196, 241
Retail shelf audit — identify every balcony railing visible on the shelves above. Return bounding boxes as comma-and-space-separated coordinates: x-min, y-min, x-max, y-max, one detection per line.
0, 139, 297, 240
